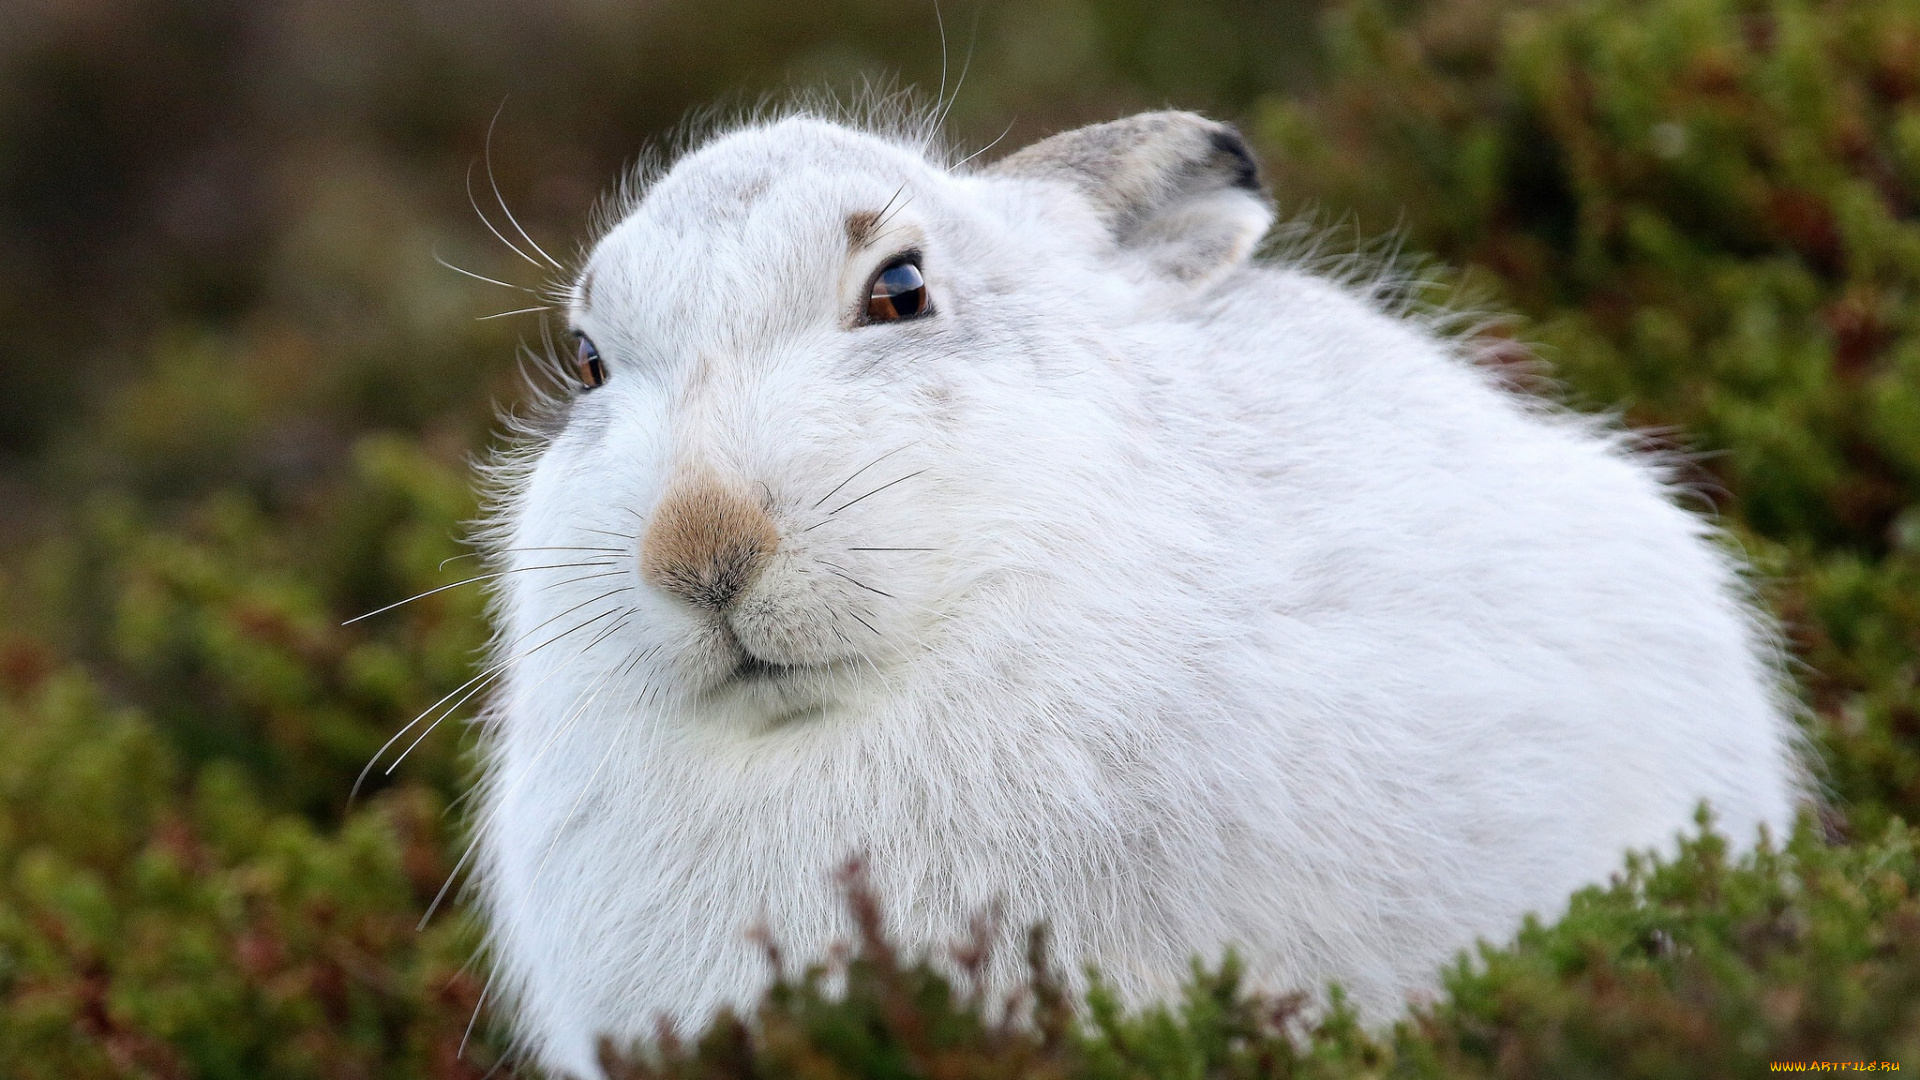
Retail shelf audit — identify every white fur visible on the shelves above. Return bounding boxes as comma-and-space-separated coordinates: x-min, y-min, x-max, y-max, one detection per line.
473, 108, 1804, 1078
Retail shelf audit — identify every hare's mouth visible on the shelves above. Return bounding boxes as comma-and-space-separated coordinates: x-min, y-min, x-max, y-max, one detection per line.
695, 623, 853, 720
709, 644, 830, 694
730, 655, 798, 682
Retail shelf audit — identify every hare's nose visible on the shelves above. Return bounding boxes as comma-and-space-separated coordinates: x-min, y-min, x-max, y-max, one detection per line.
639, 476, 779, 611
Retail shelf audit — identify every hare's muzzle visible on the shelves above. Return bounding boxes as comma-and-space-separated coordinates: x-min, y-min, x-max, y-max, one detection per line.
639, 474, 778, 612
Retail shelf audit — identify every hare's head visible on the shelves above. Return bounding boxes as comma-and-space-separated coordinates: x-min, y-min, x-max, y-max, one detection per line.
492, 110, 1272, 732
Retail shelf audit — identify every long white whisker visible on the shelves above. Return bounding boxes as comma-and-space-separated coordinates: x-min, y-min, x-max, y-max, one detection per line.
522, 653, 648, 894
933, 6, 980, 141
438, 546, 623, 571
389, 610, 633, 776
422, 637, 658, 930
389, 611, 632, 776
537, 568, 628, 592
477, 305, 552, 321
468, 159, 544, 269
386, 676, 504, 778
434, 251, 542, 295
519, 331, 574, 400
349, 600, 625, 800
459, 967, 497, 1059
952, 119, 1016, 172
341, 559, 618, 625
419, 832, 482, 932
485, 101, 567, 272
935, 0, 949, 125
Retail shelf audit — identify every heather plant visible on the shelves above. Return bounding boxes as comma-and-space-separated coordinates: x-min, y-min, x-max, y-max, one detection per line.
0, 669, 506, 1077
595, 820, 1920, 1078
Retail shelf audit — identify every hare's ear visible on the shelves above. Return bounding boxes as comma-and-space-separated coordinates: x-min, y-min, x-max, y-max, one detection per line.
990, 111, 1273, 284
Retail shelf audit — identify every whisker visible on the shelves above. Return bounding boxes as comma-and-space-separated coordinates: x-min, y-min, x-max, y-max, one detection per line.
477, 305, 553, 321
392, 610, 630, 774
438, 546, 623, 571
342, 559, 619, 625
459, 968, 497, 1059
812, 443, 918, 510
932, 5, 981, 141
349, 599, 625, 800
436, 634, 650, 836
867, 181, 912, 241
516, 336, 571, 400
522, 651, 649, 894
846, 547, 940, 552
832, 572, 893, 598
421, 843, 477, 931
389, 610, 632, 776
500, 586, 635, 667
935, 0, 949, 123
419, 639, 658, 930
573, 610, 636, 654
848, 609, 881, 636
386, 683, 498, 778
381, 666, 513, 781
468, 158, 545, 270
824, 468, 930, 518
434, 250, 542, 295
542, 568, 628, 591
818, 561, 894, 598
952, 119, 1016, 172
477, 1049, 513, 1080
357, 673, 499, 801
485, 102, 567, 272
576, 526, 639, 543
873, 191, 919, 235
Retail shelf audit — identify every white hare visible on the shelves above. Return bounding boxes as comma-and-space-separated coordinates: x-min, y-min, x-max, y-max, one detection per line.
473, 106, 1804, 1078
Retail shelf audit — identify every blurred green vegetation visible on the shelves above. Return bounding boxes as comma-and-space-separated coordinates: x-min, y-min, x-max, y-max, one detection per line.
1, 0, 1918, 1073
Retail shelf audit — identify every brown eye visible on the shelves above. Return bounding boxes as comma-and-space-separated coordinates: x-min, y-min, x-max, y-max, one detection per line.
865, 258, 929, 323
573, 332, 607, 389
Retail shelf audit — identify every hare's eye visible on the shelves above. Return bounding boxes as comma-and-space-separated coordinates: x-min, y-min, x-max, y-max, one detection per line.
573, 332, 607, 389
865, 257, 930, 323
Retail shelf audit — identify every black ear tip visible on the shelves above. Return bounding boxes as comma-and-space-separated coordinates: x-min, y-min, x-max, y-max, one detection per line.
1208, 127, 1262, 191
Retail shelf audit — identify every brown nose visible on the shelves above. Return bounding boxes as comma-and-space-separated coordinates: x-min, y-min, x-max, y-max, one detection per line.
639, 475, 779, 610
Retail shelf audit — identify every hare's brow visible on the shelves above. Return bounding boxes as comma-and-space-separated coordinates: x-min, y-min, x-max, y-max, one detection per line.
846, 180, 913, 250
578, 267, 598, 314
845, 210, 881, 249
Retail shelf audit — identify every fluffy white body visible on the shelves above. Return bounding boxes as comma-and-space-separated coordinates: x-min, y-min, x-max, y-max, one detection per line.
475, 108, 1803, 1078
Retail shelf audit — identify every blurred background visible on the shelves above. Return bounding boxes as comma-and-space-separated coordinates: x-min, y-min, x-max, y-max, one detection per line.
1, 0, 1917, 1074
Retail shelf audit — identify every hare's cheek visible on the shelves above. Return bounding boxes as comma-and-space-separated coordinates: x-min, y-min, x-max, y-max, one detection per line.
722, 541, 927, 665
910, 379, 964, 433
